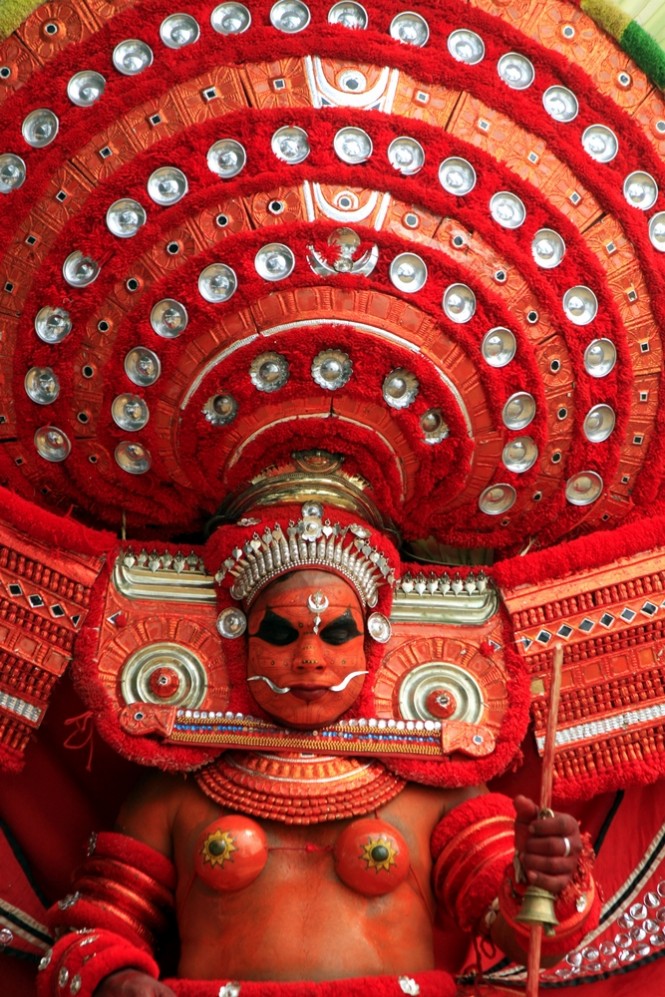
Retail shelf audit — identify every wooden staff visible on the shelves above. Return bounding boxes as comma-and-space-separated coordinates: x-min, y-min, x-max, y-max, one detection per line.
525, 643, 564, 997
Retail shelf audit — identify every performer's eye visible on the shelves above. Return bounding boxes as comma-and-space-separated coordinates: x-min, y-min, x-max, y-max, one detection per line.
320, 611, 362, 646
251, 610, 299, 646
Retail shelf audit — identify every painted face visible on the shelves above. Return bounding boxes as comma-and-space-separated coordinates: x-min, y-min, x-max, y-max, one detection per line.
246, 570, 367, 729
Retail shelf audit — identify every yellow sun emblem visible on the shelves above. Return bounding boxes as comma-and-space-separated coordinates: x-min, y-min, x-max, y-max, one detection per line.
361, 836, 398, 873
202, 829, 237, 868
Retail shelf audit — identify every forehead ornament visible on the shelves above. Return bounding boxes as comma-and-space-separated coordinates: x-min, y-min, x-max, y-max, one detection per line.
307, 590, 329, 635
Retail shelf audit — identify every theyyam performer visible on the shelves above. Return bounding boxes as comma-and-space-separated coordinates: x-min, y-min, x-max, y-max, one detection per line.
0, 1, 664, 996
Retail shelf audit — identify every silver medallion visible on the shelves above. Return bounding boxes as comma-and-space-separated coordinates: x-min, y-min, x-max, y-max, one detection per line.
216, 608, 247, 639
333, 127, 373, 164
159, 14, 200, 48
447, 29, 485, 65
34, 426, 71, 462
479, 483, 516, 515
22, 108, 59, 148
582, 125, 618, 163
583, 404, 615, 442
255, 243, 295, 281
0, 154, 26, 193
250, 352, 290, 392
390, 12, 429, 47
106, 198, 147, 238
328, 2, 368, 29
63, 251, 100, 287
151, 299, 188, 338
648, 211, 665, 252
542, 85, 578, 122
438, 157, 476, 196
25, 367, 60, 405
124, 347, 162, 387
502, 436, 538, 473
367, 612, 392, 643
115, 442, 152, 474
565, 471, 603, 506
497, 52, 535, 89
382, 369, 419, 409
207, 139, 247, 178
204, 393, 238, 425
271, 126, 310, 164
67, 70, 106, 106
584, 339, 616, 378
532, 228, 565, 269
443, 283, 476, 323
112, 394, 150, 432
198, 263, 238, 302
481, 327, 516, 368
112, 39, 154, 76
147, 166, 188, 205
502, 392, 536, 430
390, 253, 427, 292
623, 171, 658, 211
35, 306, 72, 344
563, 286, 598, 325
311, 350, 352, 390
490, 191, 526, 228
420, 409, 448, 444
211, 3, 251, 34
270, 1, 311, 33
388, 136, 424, 175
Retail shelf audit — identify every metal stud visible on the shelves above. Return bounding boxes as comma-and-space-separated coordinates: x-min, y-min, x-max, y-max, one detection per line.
542, 85, 578, 122
387, 136, 424, 175
112, 40, 154, 76
479, 484, 516, 515
207, 139, 246, 178
390, 12, 429, 46
382, 369, 419, 409
159, 14, 200, 48
582, 125, 618, 163
502, 436, 538, 472
565, 471, 603, 506
420, 409, 449, 444
497, 53, 535, 89
35, 306, 72, 344
22, 109, 59, 148
490, 192, 526, 228
333, 127, 373, 164
124, 347, 161, 387
34, 426, 71, 462
443, 283, 476, 323
147, 167, 188, 205
270, 1, 311, 33
67, 71, 106, 106
63, 252, 100, 287
203, 393, 238, 425
0, 154, 26, 193
254, 243, 295, 281
532, 229, 565, 268
482, 327, 516, 367
583, 404, 615, 442
584, 339, 616, 378
111, 394, 150, 432
649, 212, 665, 253
438, 157, 476, 195
198, 263, 238, 302
447, 29, 485, 64
211, 3, 251, 34
271, 126, 310, 164
503, 392, 536, 430
150, 299, 188, 338
115, 442, 152, 474
563, 286, 598, 325
390, 253, 427, 293
328, 2, 368, 29
216, 607, 247, 638
623, 172, 658, 211
250, 352, 289, 392
311, 350, 352, 390
25, 367, 60, 404
106, 198, 147, 238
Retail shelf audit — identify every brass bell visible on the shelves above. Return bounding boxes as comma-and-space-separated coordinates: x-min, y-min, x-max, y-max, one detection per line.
515, 886, 559, 937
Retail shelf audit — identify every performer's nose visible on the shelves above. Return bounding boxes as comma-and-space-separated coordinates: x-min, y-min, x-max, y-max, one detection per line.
292, 633, 324, 672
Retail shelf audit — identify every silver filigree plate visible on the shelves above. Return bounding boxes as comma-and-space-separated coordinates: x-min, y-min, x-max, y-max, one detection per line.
35, 306, 72, 344
583, 404, 615, 442
159, 13, 201, 48
150, 299, 188, 338
582, 125, 619, 163
383, 369, 419, 409
207, 139, 247, 178
204, 393, 238, 425
34, 426, 71, 462
623, 171, 658, 211
106, 198, 147, 238
270, 1, 311, 33
565, 471, 603, 506
250, 352, 290, 392
115, 442, 152, 474
271, 126, 310, 163
147, 167, 188, 205
563, 286, 598, 325
532, 228, 566, 268
388, 136, 425, 175
328, 2, 368, 29
67, 71, 106, 106
584, 339, 616, 377
502, 436, 538, 473
211, 3, 251, 34
443, 283, 476, 323
112, 394, 150, 432
112, 39, 154, 75
482, 327, 516, 367
479, 483, 516, 515
447, 29, 485, 65
25, 367, 60, 405
311, 350, 352, 390
198, 263, 238, 302
390, 253, 427, 292
438, 157, 476, 195
503, 392, 536, 430
22, 108, 59, 148
497, 52, 534, 89
542, 85, 578, 122
333, 127, 373, 164
124, 347, 162, 387
390, 12, 429, 46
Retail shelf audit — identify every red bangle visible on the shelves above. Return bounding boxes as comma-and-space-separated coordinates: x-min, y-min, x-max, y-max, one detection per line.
35, 929, 160, 997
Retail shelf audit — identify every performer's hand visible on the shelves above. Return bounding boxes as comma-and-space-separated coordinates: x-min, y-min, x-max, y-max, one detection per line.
513, 794, 582, 895
93, 969, 176, 996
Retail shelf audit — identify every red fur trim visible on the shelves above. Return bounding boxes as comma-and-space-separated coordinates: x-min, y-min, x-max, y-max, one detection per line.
164, 969, 457, 996
36, 929, 159, 997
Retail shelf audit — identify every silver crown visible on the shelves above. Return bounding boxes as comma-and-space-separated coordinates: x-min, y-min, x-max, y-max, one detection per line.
215, 503, 395, 609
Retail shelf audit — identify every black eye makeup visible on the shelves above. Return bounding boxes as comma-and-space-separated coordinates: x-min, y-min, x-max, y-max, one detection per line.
250, 610, 299, 646
319, 609, 362, 646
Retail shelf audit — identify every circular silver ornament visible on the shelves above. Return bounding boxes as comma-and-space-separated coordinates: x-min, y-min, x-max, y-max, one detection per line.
255, 243, 295, 281
367, 613, 392, 643
0, 154, 26, 193
106, 198, 147, 238
216, 608, 247, 638
532, 229, 566, 268
479, 483, 516, 515
387, 136, 424, 175
328, 2, 368, 29
63, 251, 100, 287
121, 642, 207, 707
398, 661, 483, 723
497, 52, 534, 89
311, 350, 352, 390
333, 127, 373, 164
271, 126, 310, 163
112, 394, 150, 432
115, 442, 152, 474
270, 1, 311, 33
382, 368, 419, 409
211, 3, 251, 34
151, 299, 188, 338
390, 12, 429, 46
147, 166, 188, 206
35, 306, 72, 344
623, 172, 658, 211
250, 352, 290, 392
25, 367, 60, 404
390, 253, 427, 292
565, 471, 603, 506
34, 426, 71, 462
542, 85, 578, 122
503, 392, 536, 430
649, 212, 665, 253
490, 191, 526, 228
420, 409, 449, 444
207, 139, 247, 178
159, 13, 200, 48
447, 29, 485, 65
198, 263, 237, 302
22, 108, 59, 148
502, 436, 538, 473
438, 157, 476, 195
204, 393, 238, 425
563, 286, 598, 325
583, 404, 615, 442
582, 125, 618, 163
112, 39, 154, 76
67, 70, 106, 106
443, 283, 476, 323
124, 347, 161, 387
584, 339, 616, 378
482, 327, 516, 367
